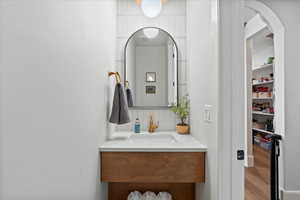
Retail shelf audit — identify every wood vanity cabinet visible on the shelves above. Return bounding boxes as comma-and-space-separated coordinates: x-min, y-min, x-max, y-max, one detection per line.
101, 152, 205, 183
100, 152, 205, 200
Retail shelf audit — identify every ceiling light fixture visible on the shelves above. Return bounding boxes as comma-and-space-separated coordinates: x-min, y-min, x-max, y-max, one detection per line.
135, 0, 168, 4
135, 0, 168, 18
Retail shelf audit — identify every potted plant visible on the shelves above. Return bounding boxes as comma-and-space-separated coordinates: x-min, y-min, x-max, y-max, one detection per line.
171, 95, 190, 134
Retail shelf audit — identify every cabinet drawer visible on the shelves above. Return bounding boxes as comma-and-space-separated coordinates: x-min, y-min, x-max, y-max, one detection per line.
101, 152, 205, 183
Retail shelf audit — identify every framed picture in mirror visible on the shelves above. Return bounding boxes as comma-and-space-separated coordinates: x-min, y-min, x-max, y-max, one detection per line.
146, 86, 156, 94
146, 72, 156, 82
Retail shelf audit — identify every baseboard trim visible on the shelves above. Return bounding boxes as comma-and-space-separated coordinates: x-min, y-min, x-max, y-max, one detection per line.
247, 155, 254, 167
281, 189, 300, 200
244, 155, 254, 167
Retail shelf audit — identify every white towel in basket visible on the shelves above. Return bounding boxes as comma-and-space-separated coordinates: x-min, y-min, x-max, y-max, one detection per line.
142, 191, 157, 200
128, 191, 172, 200
127, 191, 142, 200
157, 192, 172, 200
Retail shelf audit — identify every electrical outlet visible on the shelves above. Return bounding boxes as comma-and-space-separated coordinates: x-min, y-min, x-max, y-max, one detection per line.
204, 105, 213, 123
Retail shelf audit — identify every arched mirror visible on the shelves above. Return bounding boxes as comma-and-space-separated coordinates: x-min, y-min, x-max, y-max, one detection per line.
124, 27, 178, 109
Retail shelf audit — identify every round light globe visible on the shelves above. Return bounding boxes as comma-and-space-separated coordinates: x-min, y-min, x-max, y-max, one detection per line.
143, 28, 159, 39
141, 0, 162, 18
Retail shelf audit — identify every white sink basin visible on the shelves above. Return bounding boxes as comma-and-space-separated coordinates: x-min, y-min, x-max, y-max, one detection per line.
129, 133, 177, 143
100, 131, 207, 152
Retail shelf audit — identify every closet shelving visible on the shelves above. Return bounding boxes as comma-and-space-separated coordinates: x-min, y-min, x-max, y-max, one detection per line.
249, 28, 275, 151
252, 97, 273, 100
252, 80, 273, 86
252, 128, 274, 135
252, 111, 274, 116
252, 63, 275, 134
252, 63, 273, 71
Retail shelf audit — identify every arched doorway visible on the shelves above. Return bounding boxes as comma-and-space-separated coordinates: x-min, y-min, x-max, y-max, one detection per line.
244, 1, 285, 200
246, 0, 285, 138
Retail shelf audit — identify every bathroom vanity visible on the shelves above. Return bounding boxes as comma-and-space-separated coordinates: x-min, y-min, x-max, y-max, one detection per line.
99, 132, 207, 200
102, 27, 206, 199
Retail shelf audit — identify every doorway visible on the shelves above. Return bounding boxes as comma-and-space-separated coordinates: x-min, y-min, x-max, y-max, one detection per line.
244, 18, 274, 199
218, 1, 285, 200
243, 2, 285, 200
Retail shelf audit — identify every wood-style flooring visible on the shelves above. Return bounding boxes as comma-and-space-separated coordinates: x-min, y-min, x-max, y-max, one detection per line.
245, 144, 270, 200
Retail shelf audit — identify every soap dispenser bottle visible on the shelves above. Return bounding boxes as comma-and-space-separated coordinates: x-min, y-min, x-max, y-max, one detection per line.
134, 118, 141, 133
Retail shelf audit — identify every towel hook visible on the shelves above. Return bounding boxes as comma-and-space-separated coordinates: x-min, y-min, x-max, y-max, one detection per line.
125, 81, 129, 88
108, 72, 121, 84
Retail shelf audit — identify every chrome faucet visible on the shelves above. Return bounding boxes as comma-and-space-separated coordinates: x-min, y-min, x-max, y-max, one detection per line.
148, 114, 159, 133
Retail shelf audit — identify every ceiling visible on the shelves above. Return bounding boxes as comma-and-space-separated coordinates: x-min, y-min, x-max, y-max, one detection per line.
244, 7, 257, 24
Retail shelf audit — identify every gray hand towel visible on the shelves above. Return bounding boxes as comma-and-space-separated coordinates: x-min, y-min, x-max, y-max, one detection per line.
109, 83, 130, 124
126, 88, 134, 107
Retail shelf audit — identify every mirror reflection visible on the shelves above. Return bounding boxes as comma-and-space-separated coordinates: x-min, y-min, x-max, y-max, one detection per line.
124, 27, 178, 108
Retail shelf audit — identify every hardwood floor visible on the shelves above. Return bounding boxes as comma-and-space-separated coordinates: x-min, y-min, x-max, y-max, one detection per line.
245, 144, 270, 200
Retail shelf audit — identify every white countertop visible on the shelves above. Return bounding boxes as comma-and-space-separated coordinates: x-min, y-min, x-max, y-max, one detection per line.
99, 131, 207, 152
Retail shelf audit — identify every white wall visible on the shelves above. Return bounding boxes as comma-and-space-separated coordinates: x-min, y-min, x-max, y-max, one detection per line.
115, 0, 187, 132
258, 0, 300, 192
252, 30, 274, 67
135, 46, 168, 107
125, 39, 136, 105
244, 14, 267, 38
0, 0, 116, 199
187, 0, 219, 199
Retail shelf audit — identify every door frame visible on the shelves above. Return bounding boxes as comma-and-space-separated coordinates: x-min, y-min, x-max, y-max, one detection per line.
218, 0, 245, 199
218, 0, 285, 200
245, 0, 285, 138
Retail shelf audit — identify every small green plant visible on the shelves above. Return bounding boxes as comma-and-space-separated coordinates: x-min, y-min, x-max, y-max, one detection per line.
267, 57, 275, 64
171, 95, 190, 126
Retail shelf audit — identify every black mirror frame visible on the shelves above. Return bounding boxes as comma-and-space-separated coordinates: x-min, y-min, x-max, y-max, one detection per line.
124, 27, 179, 110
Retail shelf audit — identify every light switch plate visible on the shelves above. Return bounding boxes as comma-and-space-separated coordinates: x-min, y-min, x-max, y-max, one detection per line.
204, 105, 213, 123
